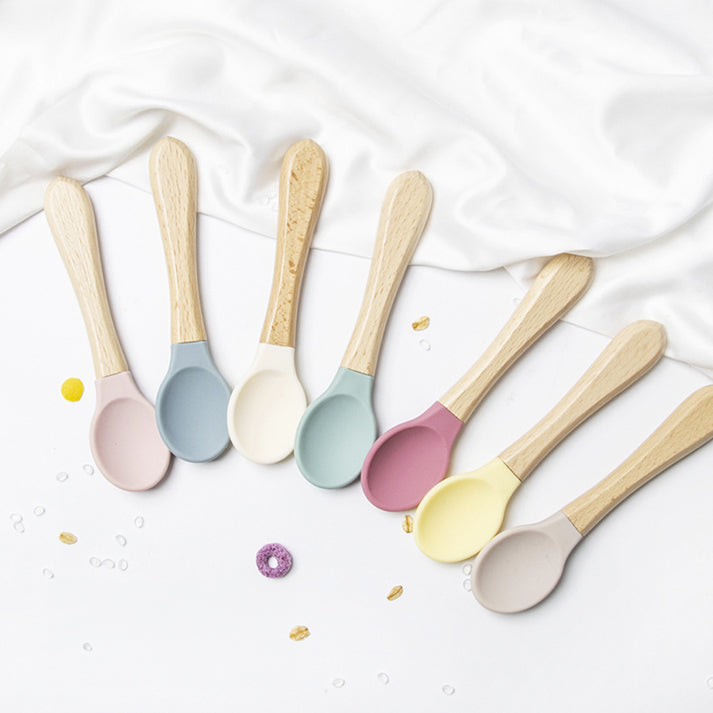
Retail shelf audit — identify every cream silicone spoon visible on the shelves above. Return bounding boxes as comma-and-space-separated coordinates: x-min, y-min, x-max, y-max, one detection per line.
227, 139, 327, 463
471, 385, 713, 613
414, 320, 666, 562
151, 137, 231, 462
294, 170, 432, 488
44, 177, 171, 491
361, 253, 594, 511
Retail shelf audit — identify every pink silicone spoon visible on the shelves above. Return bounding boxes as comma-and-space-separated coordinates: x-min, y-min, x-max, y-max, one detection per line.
44, 177, 172, 491
361, 253, 594, 511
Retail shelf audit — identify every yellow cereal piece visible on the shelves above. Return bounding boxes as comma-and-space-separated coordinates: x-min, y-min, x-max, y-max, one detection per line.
402, 515, 414, 534
411, 316, 430, 331
61, 378, 84, 402
387, 585, 403, 601
289, 625, 310, 642
59, 532, 78, 545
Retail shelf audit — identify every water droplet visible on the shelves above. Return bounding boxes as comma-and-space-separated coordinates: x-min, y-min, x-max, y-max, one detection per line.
512, 297, 521, 305
33, 506, 46, 517
462, 578, 472, 592
332, 678, 345, 689
118, 559, 128, 571
134, 516, 144, 529
56, 472, 68, 483
13, 521, 25, 533
42, 568, 54, 579
462, 563, 472, 576
89, 557, 101, 568
707, 676, 713, 690
9, 513, 22, 523
83, 464, 94, 475
115, 534, 127, 547
82, 642, 93, 652
419, 339, 431, 351
102, 559, 116, 569
377, 672, 389, 685
442, 684, 455, 696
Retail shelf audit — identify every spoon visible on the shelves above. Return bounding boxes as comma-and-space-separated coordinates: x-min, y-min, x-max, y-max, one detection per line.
227, 139, 327, 463
414, 320, 666, 562
44, 177, 171, 491
150, 137, 231, 462
471, 384, 713, 613
361, 253, 594, 511
294, 171, 433, 488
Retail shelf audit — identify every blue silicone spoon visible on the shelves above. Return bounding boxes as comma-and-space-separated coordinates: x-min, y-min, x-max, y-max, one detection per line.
150, 137, 231, 462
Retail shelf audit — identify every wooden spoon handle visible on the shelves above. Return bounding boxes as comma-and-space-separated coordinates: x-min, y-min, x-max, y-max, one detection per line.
500, 320, 666, 480
149, 137, 206, 344
44, 178, 128, 379
563, 385, 713, 536
341, 171, 432, 375
439, 254, 594, 422
260, 139, 328, 347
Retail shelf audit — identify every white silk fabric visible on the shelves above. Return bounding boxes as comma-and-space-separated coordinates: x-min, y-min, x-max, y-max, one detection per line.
2, 0, 713, 371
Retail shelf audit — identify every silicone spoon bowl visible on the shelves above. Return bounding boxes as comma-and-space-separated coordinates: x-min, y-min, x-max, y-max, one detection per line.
44, 177, 171, 491
228, 139, 327, 463
150, 137, 231, 462
295, 171, 432, 488
414, 320, 666, 561
361, 253, 595, 511
295, 367, 376, 486
471, 385, 713, 613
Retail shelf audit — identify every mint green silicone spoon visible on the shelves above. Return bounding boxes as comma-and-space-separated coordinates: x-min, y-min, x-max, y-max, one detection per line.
295, 171, 432, 488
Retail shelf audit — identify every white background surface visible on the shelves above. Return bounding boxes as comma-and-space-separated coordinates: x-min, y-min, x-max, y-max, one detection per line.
1, 177, 712, 712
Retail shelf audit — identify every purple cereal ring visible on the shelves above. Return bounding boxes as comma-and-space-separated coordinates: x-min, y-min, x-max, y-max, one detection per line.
256, 543, 292, 578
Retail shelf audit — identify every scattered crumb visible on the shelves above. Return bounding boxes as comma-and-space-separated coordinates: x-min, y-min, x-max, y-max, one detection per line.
289, 625, 310, 642
387, 585, 403, 601
61, 378, 84, 402
402, 515, 414, 534
59, 532, 77, 545
411, 316, 430, 331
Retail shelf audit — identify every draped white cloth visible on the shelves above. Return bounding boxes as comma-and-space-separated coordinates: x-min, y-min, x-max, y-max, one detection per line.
3, 0, 713, 371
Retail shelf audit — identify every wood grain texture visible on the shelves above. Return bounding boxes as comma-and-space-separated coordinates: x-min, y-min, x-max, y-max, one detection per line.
439, 253, 594, 421
149, 137, 206, 344
341, 171, 432, 375
563, 385, 713, 536
44, 177, 128, 378
500, 320, 666, 480
260, 139, 328, 347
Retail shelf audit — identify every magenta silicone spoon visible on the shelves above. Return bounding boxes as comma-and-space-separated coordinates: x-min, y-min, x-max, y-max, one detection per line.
361, 253, 594, 511
44, 177, 171, 491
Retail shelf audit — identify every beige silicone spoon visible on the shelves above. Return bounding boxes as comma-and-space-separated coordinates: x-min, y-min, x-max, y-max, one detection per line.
227, 139, 327, 464
44, 178, 171, 491
472, 385, 713, 613
414, 320, 666, 562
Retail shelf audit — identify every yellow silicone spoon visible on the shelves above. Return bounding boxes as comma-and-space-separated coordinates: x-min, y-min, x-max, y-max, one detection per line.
413, 320, 666, 562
